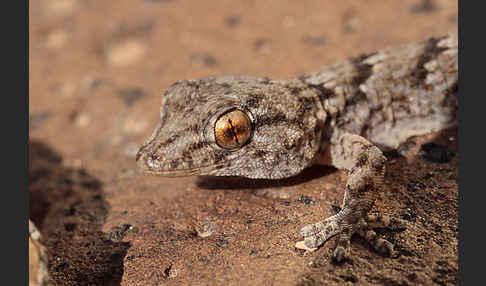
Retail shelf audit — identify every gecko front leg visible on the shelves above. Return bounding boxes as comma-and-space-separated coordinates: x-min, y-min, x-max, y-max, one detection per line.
296, 133, 406, 262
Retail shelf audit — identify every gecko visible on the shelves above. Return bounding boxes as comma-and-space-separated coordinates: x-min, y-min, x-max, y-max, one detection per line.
136, 34, 458, 262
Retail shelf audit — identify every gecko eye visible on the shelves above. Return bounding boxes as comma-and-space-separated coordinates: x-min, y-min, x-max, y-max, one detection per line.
214, 109, 252, 150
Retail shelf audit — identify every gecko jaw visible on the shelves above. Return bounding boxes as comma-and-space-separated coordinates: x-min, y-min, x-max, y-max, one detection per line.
138, 163, 229, 177
136, 147, 226, 177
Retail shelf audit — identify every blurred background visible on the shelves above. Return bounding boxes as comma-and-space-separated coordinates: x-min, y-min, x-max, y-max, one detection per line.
29, 1, 458, 285
29, 0, 458, 161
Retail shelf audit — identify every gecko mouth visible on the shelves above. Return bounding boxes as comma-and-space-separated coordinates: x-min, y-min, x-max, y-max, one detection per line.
139, 168, 209, 177
136, 149, 225, 177
138, 164, 226, 177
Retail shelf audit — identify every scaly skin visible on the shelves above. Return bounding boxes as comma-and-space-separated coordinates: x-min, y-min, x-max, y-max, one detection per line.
136, 35, 457, 262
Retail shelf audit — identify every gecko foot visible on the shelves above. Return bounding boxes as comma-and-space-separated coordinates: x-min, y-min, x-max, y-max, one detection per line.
295, 214, 406, 263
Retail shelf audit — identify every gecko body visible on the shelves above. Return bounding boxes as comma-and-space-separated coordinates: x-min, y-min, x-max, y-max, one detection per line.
136, 35, 457, 262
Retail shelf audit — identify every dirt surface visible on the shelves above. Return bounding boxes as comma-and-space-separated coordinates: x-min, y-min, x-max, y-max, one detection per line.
29, 1, 458, 285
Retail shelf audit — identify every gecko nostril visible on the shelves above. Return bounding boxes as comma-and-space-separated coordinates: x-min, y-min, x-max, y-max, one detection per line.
136, 148, 160, 171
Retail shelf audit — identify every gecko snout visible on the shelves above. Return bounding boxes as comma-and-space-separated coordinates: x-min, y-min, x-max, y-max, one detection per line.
135, 147, 151, 171
135, 146, 170, 173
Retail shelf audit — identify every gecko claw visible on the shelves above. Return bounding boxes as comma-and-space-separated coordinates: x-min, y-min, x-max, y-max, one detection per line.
295, 240, 318, 252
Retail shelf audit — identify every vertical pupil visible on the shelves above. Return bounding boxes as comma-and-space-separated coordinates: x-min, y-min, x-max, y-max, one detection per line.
214, 109, 251, 149
227, 118, 239, 144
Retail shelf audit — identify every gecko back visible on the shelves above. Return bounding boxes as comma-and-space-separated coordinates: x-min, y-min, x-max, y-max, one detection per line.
303, 34, 458, 150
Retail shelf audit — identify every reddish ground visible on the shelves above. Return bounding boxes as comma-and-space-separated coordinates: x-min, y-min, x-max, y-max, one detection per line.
30, 0, 458, 285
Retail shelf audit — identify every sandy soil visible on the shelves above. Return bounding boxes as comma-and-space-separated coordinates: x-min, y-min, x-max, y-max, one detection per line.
29, 0, 458, 285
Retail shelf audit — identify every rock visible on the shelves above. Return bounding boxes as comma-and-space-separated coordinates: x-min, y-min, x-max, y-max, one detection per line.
108, 224, 138, 242
196, 219, 217, 238
29, 220, 50, 286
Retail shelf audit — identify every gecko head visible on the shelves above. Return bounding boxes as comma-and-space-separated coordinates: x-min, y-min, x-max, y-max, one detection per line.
136, 76, 323, 179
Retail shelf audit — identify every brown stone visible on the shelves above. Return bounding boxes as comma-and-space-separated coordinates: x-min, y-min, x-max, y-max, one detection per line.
29, 1, 458, 285
29, 221, 50, 286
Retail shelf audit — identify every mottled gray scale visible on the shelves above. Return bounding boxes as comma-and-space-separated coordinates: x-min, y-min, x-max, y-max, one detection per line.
301, 35, 457, 150
137, 35, 458, 261
138, 75, 323, 178
409, 37, 449, 88
242, 94, 264, 109
355, 153, 369, 168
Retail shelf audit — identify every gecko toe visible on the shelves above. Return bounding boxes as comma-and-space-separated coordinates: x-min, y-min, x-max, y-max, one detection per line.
295, 240, 318, 251
299, 217, 343, 250
298, 214, 404, 259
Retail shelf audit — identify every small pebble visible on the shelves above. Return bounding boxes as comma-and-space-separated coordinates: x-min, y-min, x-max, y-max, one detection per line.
30, 112, 51, 130
164, 264, 179, 278
117, 88, 148, 106
410, 0, 439, 13
296, 195, 315, 205
190, 53, 217, 68
123, 118, 148, 134
253, 38, 271, 55
255, 189, 290, 199
109, 224, 137, 242
282, 16, 295, 28
29, 220, 50, 286
302, 35, 327, 46
225, 15, 241, 28
81, 76, 102, 93
45, 0, 77, 16
73, 112, 91, 127
65, 159, 83, 169
342, 16, 361, 33
197, 219, 217, 238
46, 29, 69, 49
107, 40, 146, 67
52, 82, 76, 97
